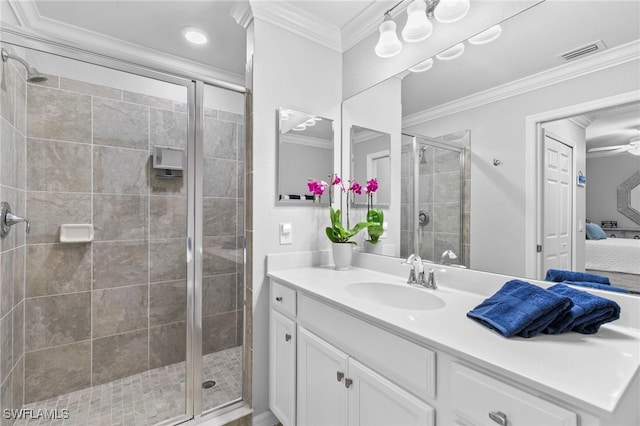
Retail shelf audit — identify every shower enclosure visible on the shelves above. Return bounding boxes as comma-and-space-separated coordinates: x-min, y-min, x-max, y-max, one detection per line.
401, 132, 470, 268
0, 41, 246, 425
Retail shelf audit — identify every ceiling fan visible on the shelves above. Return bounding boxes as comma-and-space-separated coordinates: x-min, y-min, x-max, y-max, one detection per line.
587, 137, 640, 156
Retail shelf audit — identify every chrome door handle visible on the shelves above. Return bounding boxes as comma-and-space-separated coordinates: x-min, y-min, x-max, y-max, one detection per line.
489, 411, 507, 426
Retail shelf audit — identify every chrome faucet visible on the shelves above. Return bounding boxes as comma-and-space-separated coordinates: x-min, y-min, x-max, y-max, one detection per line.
403, 254, 425, 285
440, 249, 458, 265
425, 268, 437, 289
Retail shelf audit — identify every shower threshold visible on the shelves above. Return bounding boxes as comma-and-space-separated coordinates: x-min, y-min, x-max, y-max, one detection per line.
15, 346, 242, 426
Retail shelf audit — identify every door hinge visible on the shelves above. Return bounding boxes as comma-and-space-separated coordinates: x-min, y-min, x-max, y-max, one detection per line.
536, 244, 542, 253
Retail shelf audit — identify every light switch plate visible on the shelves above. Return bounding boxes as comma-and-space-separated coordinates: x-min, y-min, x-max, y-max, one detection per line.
279, 223, 293, 245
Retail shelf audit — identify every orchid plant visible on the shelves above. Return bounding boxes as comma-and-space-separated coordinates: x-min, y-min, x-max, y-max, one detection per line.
364, 178, 384, 244
307, 173, 373, 244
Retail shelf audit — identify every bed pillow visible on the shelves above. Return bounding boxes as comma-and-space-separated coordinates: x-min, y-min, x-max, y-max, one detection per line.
585, 223, 607, 240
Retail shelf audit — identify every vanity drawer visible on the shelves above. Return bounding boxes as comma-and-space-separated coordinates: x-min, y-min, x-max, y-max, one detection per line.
298, 293, 436, 401
451, 363, 576, 426
271, 280, 297, 317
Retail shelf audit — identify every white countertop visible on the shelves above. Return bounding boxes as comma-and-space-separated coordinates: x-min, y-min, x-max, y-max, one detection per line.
267, 264, 640, 417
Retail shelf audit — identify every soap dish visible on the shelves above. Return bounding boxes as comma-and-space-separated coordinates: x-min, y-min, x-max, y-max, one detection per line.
60, 224, 94, 243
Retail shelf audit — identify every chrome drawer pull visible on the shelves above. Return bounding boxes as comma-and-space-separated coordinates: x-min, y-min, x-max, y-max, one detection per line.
344, 378, 353, 388
285, 333, 291, 342
275, 296, 283, 302
337, 371, 344, 382
489, 411, 507, 426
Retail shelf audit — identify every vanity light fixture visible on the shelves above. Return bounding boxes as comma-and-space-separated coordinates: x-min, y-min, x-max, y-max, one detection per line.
468, 24, 503, 45
409, 57, 434, 72
436, 42, 465, 60
375, 0, 471, 58
181, 27, 208, 45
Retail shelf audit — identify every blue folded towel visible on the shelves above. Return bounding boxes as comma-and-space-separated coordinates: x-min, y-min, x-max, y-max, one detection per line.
563, 281, 629, 294
545, 269, 610, 284
545, 284, 621, 334
467, 280, 573, 338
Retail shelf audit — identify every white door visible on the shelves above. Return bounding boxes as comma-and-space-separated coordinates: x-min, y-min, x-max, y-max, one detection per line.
297, 327, 349, 426
270, 310, 296, 426
347, 359, 434, 426
542, 132, 573, 274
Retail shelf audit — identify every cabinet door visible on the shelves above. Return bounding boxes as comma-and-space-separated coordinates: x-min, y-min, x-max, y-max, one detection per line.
270, 310, 296, 426
347, 359, 434, 426
297, 327, 349, 426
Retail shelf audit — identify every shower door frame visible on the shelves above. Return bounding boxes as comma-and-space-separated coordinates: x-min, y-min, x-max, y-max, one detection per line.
0, 28, 247, 424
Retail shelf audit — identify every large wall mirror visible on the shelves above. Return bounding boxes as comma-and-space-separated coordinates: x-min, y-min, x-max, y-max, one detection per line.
277, 107, 334, 206
341, 0, 640, 293
351, 125, 391, 207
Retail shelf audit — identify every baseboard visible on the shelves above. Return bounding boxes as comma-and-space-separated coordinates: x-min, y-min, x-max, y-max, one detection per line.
252, 410, 279, 426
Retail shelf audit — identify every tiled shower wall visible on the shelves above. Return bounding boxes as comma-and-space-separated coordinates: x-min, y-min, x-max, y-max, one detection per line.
0, 46, 28, 424
1, 57, 244, 408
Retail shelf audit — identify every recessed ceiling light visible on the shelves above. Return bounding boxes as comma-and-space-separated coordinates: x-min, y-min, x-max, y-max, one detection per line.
181, 27, 208, 45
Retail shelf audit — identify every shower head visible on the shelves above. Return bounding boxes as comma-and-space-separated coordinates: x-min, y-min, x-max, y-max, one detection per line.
1, 48, 48, 83
419, 146, 428, 164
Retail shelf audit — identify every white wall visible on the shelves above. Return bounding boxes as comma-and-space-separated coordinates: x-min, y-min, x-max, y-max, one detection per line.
587, 154, 640, 229
342, 77, 402, 255
249, 17, 342, 417
404, 60, 640, 277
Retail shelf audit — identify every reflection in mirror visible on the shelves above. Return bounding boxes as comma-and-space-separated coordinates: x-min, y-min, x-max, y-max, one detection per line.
277, 107, 333, 205
342, 0, 640, 293
351, 126, 391, 206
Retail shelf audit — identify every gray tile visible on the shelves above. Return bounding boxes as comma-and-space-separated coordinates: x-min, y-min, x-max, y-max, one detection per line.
93, 285, 148, 338
93, 241, 148, 289
24, 292, 91, 351
12, 301, 23, 369
149, 322, 185, 369
1, 119, 16, 189
123, 91, 174, 110
204, 117, 237, 159
149, 196, 187, 239
26, 138, 92, 192
1, 250, 13, 318
15, 131, 26, 190
0, 58, 16, 126
203, 158, 237, 197
149, 161, 186, 195
217, 110, 243, 124
15, 69, 26, 136
434, 171, 461, 203
418, 174, 433, 204
203, 197, 237, 237
93, 195, 147, 241
1, 314, 12, 384
0, 187, 17, 251
60, 78, 122, 100
26, 243, 91, 297
434, 147, 461, 173
203, 312, 237, 355
27, 85, 91, 143
149, 239, 186, 283
93, 97, 149, 149
25, 192, 92, 244
203, 274, 237, 317
203, 236, 239, 276
93, 145, 149, 194
11, 357, 24, 414
418, 230, 434, 262
149, 280, 186, 327
24, 341, 91, 403
434, 233, 461, 261
1, 369, 11, 426
434, 203, 461, 234
13, 246, 24, 306
150, 109, 187, 149
92, 330, 149, 386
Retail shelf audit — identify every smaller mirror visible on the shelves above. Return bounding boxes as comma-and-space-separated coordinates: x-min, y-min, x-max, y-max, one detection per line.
277, 108, 334, 205
618, 171, 640, 225
351, 125, 391, 206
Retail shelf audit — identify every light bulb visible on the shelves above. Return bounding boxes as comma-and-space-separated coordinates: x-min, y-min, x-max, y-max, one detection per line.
402, 0, 433, 43
468, 25, 502, 45
409, 58, 434, 73
436, 43, 465, 60
434, 0, 470, 23
375, 15, 402, 58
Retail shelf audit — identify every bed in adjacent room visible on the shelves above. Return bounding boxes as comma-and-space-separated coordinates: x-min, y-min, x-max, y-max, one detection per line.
585, 238, 640, 275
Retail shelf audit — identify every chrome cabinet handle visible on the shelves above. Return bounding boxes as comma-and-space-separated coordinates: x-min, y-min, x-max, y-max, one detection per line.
275, 296, 283, 302
336, 371, 344, 382
344, 378, 353, 388
285, 333, 291, 342
489, 411, 507, 426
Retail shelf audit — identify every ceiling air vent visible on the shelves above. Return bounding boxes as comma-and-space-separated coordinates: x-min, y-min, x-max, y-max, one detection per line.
557, 40, 607, 61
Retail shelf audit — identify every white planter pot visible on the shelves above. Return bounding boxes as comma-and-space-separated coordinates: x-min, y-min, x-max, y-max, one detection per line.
332, 243, 354, 270
363, 240, 384, 254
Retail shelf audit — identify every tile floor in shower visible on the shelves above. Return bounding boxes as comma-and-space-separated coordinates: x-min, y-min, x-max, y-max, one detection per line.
15, 346, 243, 426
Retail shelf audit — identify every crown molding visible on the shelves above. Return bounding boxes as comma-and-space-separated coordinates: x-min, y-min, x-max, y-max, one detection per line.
281, 133, 332, 149
231, 1, 253, 30
403, 39, 640, 128
4, 0, 245, 87
250, 1, 341, 52
352, 129, 385, 144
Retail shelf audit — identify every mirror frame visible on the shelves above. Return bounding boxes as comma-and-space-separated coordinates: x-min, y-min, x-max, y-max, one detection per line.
617, 171, 640, 225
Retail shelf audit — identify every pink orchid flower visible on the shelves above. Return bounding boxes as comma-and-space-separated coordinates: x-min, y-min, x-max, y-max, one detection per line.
349, 180, 363, 195
365, 178, 378, 194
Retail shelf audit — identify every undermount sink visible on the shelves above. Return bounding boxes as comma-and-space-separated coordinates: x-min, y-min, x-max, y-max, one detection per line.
345, 282, 445, 311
